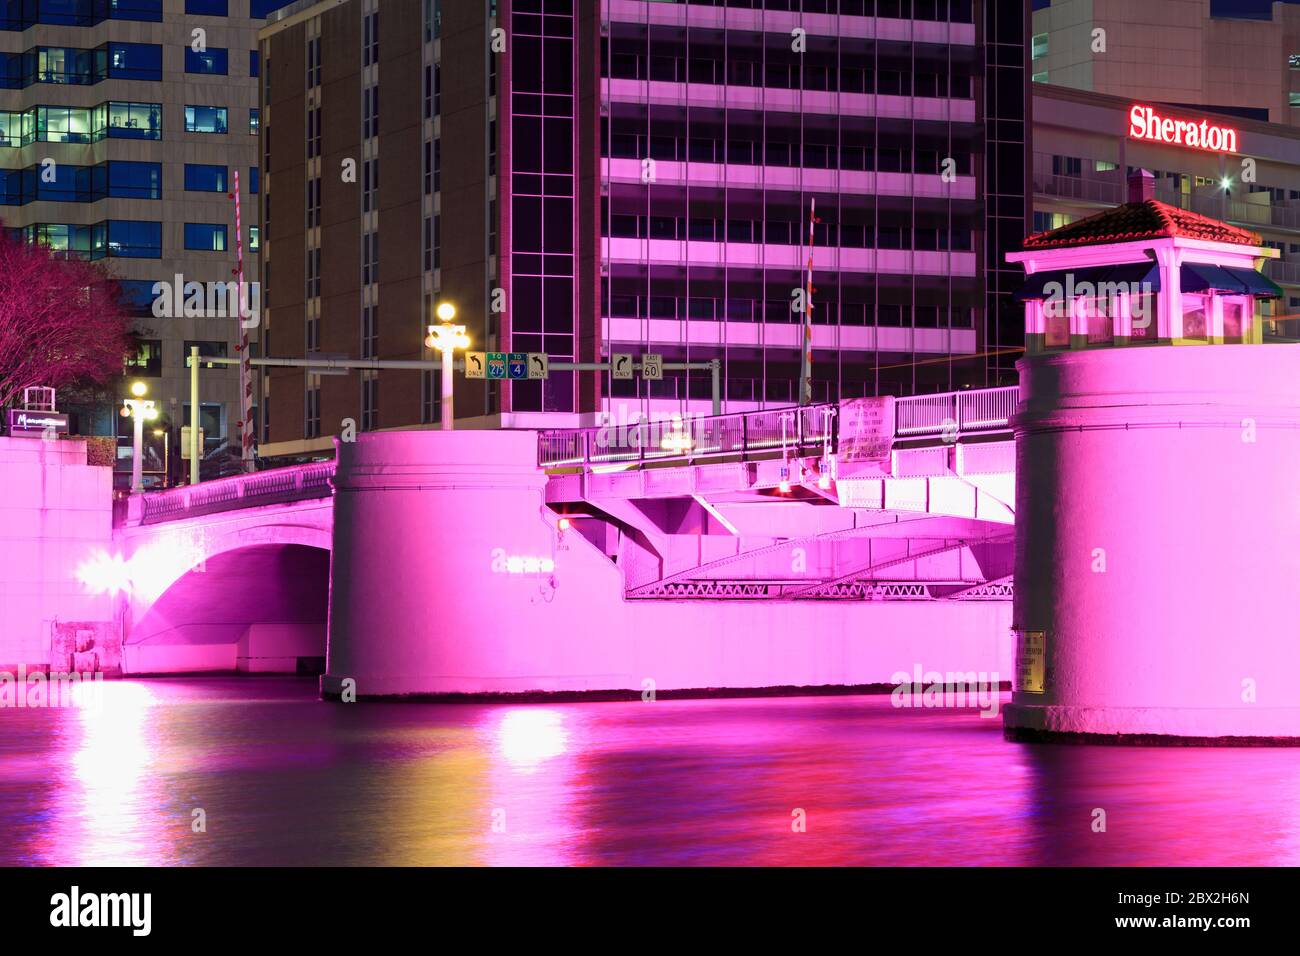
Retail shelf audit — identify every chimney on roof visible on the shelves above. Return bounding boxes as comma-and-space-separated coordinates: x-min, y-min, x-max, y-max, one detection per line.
1128, 168, 1155, 204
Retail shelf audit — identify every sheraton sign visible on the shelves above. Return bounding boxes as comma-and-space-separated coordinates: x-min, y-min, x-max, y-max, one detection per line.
1128, 104, 1238, 153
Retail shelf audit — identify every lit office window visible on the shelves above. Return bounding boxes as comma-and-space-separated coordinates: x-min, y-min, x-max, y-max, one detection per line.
96, 101, 160, 139
185, 105, 228, 134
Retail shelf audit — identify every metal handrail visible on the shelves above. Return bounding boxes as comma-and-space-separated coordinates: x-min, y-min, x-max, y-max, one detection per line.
538, 403, 837, 469
137, 461, 336, 524
894, 385, 1018, 437
538, 385, 1019, 469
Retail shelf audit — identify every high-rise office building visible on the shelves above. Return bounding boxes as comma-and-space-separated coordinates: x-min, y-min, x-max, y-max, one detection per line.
258, 0, 1029, 454
1031, 84, 1300, 337
1, 0, 270, 480
1031, 0, 1300, 128
1030, 0, 1300, 336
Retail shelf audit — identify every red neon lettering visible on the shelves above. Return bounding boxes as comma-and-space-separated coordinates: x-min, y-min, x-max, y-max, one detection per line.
1128, 104, 1238, 153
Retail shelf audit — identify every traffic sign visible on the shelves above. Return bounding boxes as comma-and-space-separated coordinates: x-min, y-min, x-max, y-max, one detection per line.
611, 353, 633, 380
464, 351, 486, 379
527, 353, 549, 379
486, 352, 507, 379
181, 426, 205, 459
641, 353, 663, 380
508, 352, 528, 380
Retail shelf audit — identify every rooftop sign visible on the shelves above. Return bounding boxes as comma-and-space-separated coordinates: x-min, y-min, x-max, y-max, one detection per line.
1129, 104, 1238, 153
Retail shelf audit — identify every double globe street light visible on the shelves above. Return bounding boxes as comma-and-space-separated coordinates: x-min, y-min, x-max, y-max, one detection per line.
120, 380, 158, 493
424, 301, 470, 431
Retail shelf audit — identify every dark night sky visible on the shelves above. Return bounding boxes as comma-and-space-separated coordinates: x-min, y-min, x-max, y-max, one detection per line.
1034, 0, 1298, 15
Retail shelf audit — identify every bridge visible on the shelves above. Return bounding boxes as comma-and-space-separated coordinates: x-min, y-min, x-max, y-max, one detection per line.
537, 386, 1017, 602
94, 386, 1017, 684
108, 462, 335, 674
21, 184, 1287, 733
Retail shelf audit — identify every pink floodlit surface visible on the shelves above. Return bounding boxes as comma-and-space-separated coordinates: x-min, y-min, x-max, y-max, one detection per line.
4, 678, 1300, 866
76, 541, 201, 602
5, 683, 171, 866
76, 550, 135, 597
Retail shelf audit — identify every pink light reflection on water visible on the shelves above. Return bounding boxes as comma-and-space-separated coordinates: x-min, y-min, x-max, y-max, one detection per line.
481, 708, 582, 866
53, 682, 171, 866
4, 679, 1300, 866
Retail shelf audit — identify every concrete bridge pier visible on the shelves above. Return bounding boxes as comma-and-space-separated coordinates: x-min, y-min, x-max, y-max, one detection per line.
1004, 345, 1300, 742
322, 429, 1012, 700
321, 429, 565, 698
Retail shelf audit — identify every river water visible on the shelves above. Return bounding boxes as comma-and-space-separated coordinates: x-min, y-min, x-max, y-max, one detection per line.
2, 676, 1298, 866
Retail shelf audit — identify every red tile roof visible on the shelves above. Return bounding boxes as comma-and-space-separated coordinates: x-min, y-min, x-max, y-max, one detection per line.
1022, 199, 1262, 250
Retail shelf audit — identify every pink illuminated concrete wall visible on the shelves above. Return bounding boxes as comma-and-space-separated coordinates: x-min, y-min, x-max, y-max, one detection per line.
323, 430, 1012, 698
0, 437, 114, 672
120, 542, 329, 675
237, 623, 324, 673
1005, 344, 1300, 740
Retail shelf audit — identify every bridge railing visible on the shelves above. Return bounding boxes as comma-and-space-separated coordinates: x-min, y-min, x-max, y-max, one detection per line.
538, 386, 1018, 469
893, 386, 1019, 439
126, 461, 336, 526
539, 403, 838, 469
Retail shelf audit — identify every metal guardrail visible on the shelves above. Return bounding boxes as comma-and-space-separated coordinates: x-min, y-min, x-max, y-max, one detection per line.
1033, 172, 1123, 206
538, 386, 1019, 469
1033, 160, 1300, 231
539, 403, 838, 469
126, 388, 1019, 506
895, 386, 1019, 438
132, 461, 336, 525
1264, 259, 1300, 285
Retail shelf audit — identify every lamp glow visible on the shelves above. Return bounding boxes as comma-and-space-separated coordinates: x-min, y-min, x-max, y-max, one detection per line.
76, 550, 134, 597
426, 311, 470, 430
659, 415, 693, 453
121, 387, 158, 493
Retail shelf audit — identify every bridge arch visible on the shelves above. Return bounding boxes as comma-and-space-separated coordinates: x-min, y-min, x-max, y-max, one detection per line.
121, 517, 332, 676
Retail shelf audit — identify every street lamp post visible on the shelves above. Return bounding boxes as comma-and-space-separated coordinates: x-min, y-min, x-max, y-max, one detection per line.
424, 302, 469, 431
153, 427, 169, 487
190, 345, 200, 486
120, 381, 157, 494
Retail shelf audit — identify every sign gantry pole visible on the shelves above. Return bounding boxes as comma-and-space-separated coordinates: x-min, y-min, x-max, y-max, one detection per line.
190, 345, 200, 486
233, 170, 254, 472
